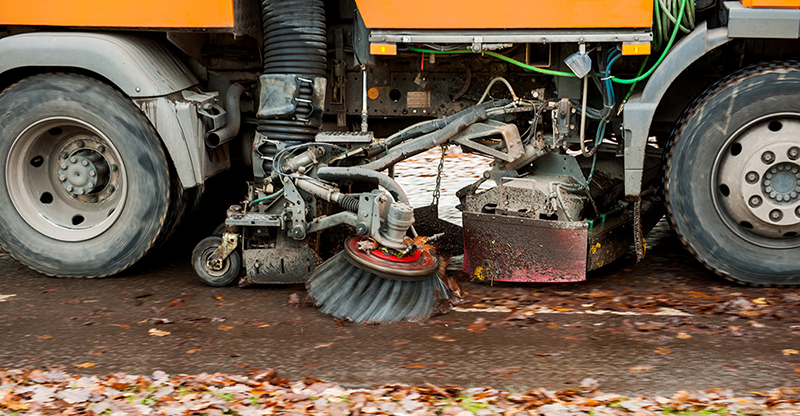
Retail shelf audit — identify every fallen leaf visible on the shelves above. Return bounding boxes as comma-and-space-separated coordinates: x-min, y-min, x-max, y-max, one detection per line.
314, 343, 333, 349
148, 328, 170, 337
89, 350, 106, 355
64, 299, 82, 304
552, 307, 575, 312
357, 238, 379, 252
740, 311, 760, 317
752, 297, 768, 305
432, 335, 455, 342
655, 348, 672, 354
75, 362, 97, 369
168, 300, 183, 307
287, 293, 301, 307
628, 366, 654, 373
547, 323, 559, 328
187, 346, 212, 354
41, 289, 57, 293
782, 349, 799, 355
258, 324, 271, 328
214, 295, 224, 301
535, 352, 562, 357
424, 382, 451, 397
685, 291, 709, 298
393, 339, 410, 346
217, 325, 233, 331
38, 335, 52, 339
467, 318, 488, 333
118, 324, 130, 328
676, 332, 692, 339
402, 364, 425, 369
6, 401, 29, 411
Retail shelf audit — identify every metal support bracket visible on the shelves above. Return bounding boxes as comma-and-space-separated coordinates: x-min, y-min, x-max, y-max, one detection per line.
451, 120, 524, 162
282, 177, 308, 240
207, 232, 239, 271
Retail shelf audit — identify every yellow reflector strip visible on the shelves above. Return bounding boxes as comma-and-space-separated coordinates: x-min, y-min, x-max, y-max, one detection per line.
370, 43, 397, 55
622, 42, 651, 56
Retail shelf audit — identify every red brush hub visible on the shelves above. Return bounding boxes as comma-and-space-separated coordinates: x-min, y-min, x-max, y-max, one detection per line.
342, 235, 439, 281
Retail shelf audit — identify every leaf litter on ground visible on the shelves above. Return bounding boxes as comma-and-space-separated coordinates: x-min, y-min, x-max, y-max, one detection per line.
2, 368, 800, 415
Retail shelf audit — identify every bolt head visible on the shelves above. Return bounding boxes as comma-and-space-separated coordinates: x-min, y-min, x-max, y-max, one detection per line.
97, 145, 105, 153
58, 174, 66, 181
89, 171, 96, 177
90, 196, 98, 203
789, 147, 800, 160
75, 140, 85, 148
764, 180, 771, 186
770, 209, 783, 221
763, 151, 776, 164
67, 185, 73, 192
75, 188, 83, 195
110, 164, 118, 172
766, 173, 773, 180
749, 195, 762, 207
81, 160, 89, 166
60, 162, 68, 170
107, 185, 115, 192
60, 152, 68, 160
770, 191, 777, 198
69, 156, 77, 163
746, 171, 759, 183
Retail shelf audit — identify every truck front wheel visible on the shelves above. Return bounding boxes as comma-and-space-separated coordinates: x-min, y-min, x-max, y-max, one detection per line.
665, 62, 800, 285
0, 73, 170, 277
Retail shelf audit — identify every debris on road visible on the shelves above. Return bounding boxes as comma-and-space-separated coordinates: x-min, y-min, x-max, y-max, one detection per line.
1, 368, 800, 415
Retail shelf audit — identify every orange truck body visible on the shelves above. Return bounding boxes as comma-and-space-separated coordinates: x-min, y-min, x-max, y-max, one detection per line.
0, 0, 235, 28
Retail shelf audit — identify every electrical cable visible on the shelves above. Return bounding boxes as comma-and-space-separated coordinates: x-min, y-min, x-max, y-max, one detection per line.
477, 77, 518, 104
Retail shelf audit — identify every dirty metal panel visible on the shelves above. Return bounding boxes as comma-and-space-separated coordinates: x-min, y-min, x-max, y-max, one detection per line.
463, 212, 588, 283
243, 236, 321, 284
587, 199, 664, 271
413, 205, 463, 256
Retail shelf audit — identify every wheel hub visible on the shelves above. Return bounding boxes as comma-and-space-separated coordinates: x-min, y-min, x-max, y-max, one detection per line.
6, 118, 127, 242
715, 115, 800, 242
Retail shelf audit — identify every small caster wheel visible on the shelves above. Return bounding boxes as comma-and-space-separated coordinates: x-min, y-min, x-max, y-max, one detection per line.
192, 236, 241, 287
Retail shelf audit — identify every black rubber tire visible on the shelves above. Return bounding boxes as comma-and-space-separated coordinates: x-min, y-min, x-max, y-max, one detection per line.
665, 62, 800, 286
0, 74, 170, 277
191, 236, 241, 287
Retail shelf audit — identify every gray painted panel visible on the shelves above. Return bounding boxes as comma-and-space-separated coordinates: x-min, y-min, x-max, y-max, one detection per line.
725, 1, 800, 39
0, 32, 197, 97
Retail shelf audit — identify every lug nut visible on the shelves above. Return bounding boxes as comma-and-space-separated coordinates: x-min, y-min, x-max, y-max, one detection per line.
766, 173, 773, 180
764, 180, 771, 186
75, 140, 85, 148
75, 188, 83, 195
60, 151, 68, 160
59, 162, 67, 170
762, 151, 775, 164
746, 171, 759, 183
67, 185, 74, 192
97, 145, 105, 153
89, 171, 96, 177
81, 159, 89, 166
789, 147, 800, 160
770, 191, 777, 198
770, 209, 783, 221
791, 191, 797, 198
107, 185, 115, 192
776, 195, 784, 202
58, 174, 66, 181
749, 195, 762, 207
110, 164, 118, 172
69, 156, 77, 163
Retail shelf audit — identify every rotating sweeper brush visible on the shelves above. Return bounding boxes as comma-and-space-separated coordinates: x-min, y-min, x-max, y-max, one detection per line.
306, 235, 450, 323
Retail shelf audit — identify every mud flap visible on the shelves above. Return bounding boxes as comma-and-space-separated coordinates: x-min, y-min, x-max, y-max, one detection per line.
462, 211, 589, 282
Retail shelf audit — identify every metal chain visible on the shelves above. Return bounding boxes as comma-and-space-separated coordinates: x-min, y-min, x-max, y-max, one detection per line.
431, 145, 447, 207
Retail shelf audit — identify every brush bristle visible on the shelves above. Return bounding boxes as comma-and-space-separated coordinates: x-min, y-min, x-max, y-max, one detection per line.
305, 251, 450, 323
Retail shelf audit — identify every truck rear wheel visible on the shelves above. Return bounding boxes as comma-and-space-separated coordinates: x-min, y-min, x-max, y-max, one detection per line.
665, 62, 800, 285
0, 73, 170, 277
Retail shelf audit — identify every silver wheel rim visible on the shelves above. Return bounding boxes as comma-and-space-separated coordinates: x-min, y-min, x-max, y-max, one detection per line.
712, 113, 800, 248
6, 117, 127, 242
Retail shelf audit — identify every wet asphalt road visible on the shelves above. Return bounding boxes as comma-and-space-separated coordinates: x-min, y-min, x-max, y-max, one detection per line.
2, 214, 800, 397
2, 161, 800, 396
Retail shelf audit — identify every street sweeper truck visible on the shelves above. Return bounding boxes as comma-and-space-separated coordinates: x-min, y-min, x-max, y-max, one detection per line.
0, 0, 799, 321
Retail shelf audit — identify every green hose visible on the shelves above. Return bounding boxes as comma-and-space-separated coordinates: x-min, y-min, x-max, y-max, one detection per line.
409, 0, 691, 86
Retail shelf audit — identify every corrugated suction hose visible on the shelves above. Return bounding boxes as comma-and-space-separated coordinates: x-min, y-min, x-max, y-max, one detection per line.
257, 0, 327, 174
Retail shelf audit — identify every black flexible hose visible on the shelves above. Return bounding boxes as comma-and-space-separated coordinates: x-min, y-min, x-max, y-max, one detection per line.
257, 0, 327, 175
337, 194, 360, 212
